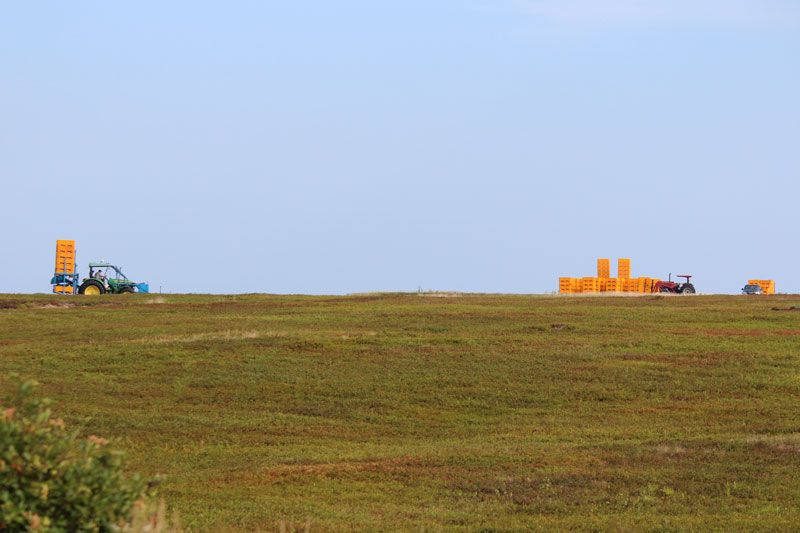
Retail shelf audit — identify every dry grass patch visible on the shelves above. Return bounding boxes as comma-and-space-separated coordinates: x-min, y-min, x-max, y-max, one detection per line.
136, 330, 269, 344
744, 433, 800, 453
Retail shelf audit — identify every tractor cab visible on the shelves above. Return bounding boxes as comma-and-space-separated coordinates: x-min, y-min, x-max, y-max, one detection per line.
87, 263, 123, 290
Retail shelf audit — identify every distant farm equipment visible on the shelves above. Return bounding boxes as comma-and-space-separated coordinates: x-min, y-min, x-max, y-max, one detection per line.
52, 240, 79, 294
78, 263, 149, 295
51, 240, 149, 295
747, 279, 775, 295
559, 259, 696, 294
653, 275, 696, 295
742, 284, 763, 295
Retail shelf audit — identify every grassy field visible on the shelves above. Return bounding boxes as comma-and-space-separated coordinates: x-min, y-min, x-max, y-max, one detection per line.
1, 292, 799, 531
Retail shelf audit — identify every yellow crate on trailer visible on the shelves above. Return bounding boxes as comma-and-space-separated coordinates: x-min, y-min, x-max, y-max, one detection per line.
749, 279, 775, 295
765, 281, 775, 294
52, 239, 79, 294
54, 240, 76, 274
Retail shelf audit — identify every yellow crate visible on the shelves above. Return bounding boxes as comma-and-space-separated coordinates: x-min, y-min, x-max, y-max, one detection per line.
571, 278, 582, 293
749, 280, 775, 295
54, 286, 74, 294
618, 258, 631, 279
605, 278, 618, 292
638, 277, 654, 293
559, 277, 573, 294
622, 278, 638, 292
55, 239, 76, 274
597, 259, 610, 278
582, 277, 598, 293
597, 278, 608, 292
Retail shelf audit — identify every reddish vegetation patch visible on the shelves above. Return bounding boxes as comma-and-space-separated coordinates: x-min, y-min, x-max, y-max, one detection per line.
703, 329, 767, 336
672, 352, 751, 367
618, 352, 750, 368
703, 329, 800, 337
264, 456, 426, 480
204, 456, 438, 487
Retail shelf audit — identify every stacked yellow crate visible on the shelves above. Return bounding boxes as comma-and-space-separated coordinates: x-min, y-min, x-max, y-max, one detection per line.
597, 278, 607, 292
638, 278, 653, 293
622, 278, 638, 292
582, 277, 598, 293
559, 278, 572, 294
559, 258, 664, 294
54, 239, 76, 294
749, 280, 775, 295
618, 258, 631, 279
55, 240, 76, 274
597, 259, 610, 278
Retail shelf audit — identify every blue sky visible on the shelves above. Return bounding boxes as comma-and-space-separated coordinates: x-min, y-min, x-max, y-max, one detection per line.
2, 1, 798, 294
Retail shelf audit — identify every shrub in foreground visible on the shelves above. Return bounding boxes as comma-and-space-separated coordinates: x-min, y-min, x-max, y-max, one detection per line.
0, 379, 151, 531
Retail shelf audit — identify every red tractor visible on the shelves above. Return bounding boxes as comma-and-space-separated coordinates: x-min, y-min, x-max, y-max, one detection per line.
653, 274, 696, 295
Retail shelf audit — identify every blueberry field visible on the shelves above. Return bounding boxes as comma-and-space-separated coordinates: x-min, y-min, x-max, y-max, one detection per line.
1, 293, 799, 531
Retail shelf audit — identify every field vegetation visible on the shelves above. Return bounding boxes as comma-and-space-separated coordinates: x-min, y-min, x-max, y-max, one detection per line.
1, 292, 799, 531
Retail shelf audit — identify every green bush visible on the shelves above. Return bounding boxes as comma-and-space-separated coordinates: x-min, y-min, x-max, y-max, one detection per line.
0, 378, 151, 531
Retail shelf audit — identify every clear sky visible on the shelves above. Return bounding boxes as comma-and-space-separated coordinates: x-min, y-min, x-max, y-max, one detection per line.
2, 1, 798, 294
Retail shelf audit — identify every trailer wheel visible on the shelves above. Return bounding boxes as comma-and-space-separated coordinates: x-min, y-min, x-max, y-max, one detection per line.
78, 280, 105, 295
659, 287, 672, 294
118, 286, 135, 294
680, 284, 696, 295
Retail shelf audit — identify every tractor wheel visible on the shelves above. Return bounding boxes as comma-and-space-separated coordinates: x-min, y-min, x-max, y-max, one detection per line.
78, 279, 105, 295
118, 286, 135, 294
680, 284, 696, 295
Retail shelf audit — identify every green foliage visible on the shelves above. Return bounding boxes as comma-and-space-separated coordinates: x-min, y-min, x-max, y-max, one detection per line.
0, 378, 149, 532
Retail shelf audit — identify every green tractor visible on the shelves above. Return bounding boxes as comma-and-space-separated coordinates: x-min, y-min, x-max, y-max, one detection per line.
77, 262, 150, 295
